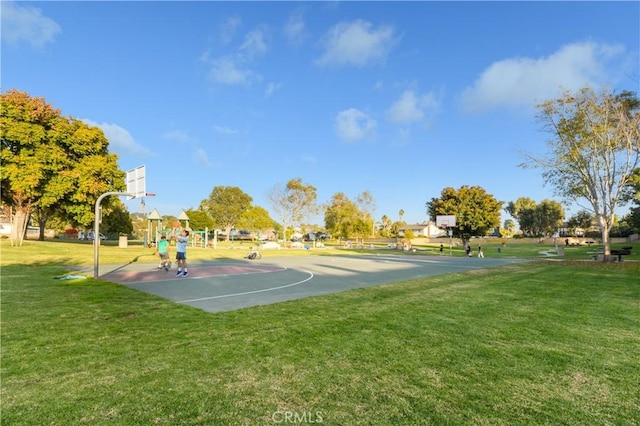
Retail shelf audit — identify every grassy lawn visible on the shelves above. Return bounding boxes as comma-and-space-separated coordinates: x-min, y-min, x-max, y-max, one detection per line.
1, 240, 639, 424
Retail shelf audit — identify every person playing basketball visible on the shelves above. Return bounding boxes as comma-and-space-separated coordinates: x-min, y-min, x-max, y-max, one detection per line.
176, 230, 189, 277
156, 234, 171, 271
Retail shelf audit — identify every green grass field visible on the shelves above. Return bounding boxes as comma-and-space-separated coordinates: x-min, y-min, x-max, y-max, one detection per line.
1, 239, 639, 425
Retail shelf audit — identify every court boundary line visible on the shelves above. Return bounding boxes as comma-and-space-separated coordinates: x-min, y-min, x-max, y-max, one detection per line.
177, 269, 314, 303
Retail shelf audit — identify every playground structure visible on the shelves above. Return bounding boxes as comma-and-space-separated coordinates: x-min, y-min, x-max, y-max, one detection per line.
142, 209, 212, 248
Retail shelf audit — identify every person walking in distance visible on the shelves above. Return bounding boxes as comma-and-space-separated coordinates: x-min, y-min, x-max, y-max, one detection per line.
477, 245, 484, 258
156, 234, 171, 271
176, 230, 190, 277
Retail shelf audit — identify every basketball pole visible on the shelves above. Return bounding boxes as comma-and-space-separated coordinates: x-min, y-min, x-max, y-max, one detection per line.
94, 192, 132, 278
93, 192, 156, 279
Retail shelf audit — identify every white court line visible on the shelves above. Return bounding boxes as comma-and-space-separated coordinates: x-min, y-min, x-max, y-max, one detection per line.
177, 269, 314, 303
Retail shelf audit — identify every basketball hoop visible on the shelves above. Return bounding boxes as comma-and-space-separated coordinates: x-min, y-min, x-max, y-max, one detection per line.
436, 215, 456, 228
126, 165, 146, 199
436, 215, 456, 256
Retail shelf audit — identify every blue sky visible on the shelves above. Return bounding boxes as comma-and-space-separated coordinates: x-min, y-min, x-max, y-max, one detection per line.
2, 1, 639, 226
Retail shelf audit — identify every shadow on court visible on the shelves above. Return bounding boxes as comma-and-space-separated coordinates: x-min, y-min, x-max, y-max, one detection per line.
101, 254, 528, 313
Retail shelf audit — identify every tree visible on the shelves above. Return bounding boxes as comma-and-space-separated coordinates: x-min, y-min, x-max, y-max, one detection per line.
200, 186, 252, 241
1, 90, 125, 245
426, 185, 503, 240
566, 210, 594, 237
267, 178, 318, 242
506, 197, 565, 237
524, 86, 640, 260
505, 197, 537, 234
535, 199, 565, 237
101, 200, 133, 236
620, 167, 640, 233
379, 214, 393, 237
356, 190, 376, 237
324, 192, 368, 240
501, 219, 516, 238
622, 206, 640, 234
237, 206, 275, 239
184, 208, 215, 232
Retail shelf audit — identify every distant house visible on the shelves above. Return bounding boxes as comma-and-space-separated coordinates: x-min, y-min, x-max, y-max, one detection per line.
0, 223, 12, 236
399, 222, 446, 238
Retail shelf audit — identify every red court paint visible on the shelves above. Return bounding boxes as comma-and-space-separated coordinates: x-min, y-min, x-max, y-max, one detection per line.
104, 264, 285, 284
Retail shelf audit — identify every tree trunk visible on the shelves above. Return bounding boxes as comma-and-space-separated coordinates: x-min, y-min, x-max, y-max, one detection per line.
10, 207, 30, 247
36, 210, 50, 241
598, 215, 611, 262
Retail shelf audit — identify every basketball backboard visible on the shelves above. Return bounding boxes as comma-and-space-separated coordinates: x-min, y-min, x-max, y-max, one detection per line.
126, 165, 146, 199
436, 215, 456, 228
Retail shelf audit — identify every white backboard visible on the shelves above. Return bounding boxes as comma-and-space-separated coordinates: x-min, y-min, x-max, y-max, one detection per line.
126, 165, 146, 199
436, 215, 456, 228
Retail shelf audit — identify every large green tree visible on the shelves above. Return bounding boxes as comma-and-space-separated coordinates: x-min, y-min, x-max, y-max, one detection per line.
566, 210, 594, 237
426, 185, 503, 240
184, 208, 215, 233
506, 197, 565, 237
0, 90, 125, 245
504, 197, 537, 234
621, 168, 640, 233
524, 86, 640, 259
324, 192, 369, 240
237, 206, 275, 239
200, 186, 252, 241
101, 201, 134, 237
535, 199, 566, 237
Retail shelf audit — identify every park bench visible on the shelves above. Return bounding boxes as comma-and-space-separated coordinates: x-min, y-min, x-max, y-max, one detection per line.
610, 246, 633, 262
591, 246, 633, 261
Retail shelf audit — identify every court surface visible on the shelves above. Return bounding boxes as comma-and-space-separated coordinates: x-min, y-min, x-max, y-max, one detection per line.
99, 254, 528, 313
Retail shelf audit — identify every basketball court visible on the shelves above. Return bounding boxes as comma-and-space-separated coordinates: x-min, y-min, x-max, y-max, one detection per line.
92, 169, 523, 313
98, 254, 528, 313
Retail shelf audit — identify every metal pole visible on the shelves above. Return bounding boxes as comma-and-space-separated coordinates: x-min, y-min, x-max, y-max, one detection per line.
94, 192, 132, 278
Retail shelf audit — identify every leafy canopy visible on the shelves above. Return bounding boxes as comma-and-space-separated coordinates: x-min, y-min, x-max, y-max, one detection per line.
426, 185, 503, 238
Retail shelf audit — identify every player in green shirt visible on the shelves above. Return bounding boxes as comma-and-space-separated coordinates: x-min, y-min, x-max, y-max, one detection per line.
156, 234, 171, 271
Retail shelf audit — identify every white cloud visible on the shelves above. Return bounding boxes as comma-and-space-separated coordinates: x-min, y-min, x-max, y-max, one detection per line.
387, 90, 440, 124
239, 27, 268, 60
82, 119, 154, 158
204, 55, 261, 86
285, 11, 306, 46
459, 41, 627, 113
265, 81, 283, 97
316, 20, 396, 67
0, 1, 61, 47
220, 16, 241, 44
162, 130, 189, 143
335, 108, 377, 142
194, 148, 213, 168
201, 25, 269, 86
213, 125, 238, 135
